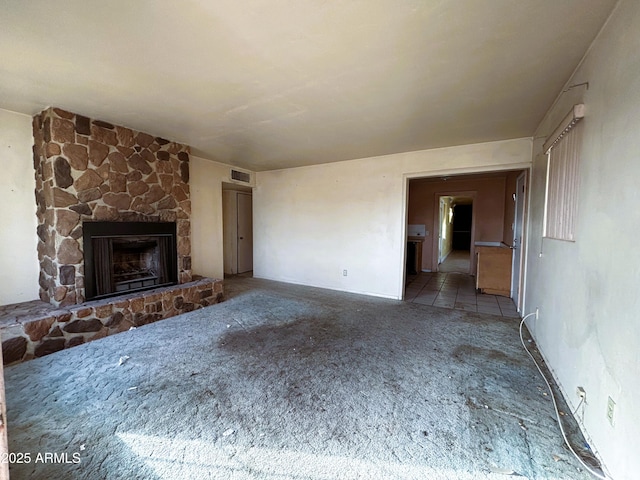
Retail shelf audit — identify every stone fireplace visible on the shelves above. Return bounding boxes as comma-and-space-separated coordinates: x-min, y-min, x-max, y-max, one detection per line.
32, 107, 192, 307
0, 108, 223, 365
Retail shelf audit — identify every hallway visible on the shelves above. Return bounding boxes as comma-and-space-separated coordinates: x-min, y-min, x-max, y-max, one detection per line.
437, 250, 471, 273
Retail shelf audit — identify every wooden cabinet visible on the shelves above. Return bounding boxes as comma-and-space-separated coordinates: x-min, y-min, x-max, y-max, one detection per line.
476, 246, 512, 297
406, 237, 424, 275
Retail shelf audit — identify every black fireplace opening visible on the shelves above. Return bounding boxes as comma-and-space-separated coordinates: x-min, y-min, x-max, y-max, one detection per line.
83, 222, 178, 301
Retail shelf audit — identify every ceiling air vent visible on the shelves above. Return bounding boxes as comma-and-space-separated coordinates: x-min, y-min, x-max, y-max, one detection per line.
231, 169, 251, 183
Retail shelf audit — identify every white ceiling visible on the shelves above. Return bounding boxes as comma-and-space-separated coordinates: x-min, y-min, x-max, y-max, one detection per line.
0, 0, 617, 171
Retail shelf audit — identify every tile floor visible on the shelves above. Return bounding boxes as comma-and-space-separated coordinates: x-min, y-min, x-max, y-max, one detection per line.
404, 272, 520, 318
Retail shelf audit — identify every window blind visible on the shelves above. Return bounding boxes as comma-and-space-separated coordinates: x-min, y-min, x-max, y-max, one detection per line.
544, 113, 584, 241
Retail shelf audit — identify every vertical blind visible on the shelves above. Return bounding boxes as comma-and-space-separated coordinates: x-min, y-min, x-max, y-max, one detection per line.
544, 111, 584, 241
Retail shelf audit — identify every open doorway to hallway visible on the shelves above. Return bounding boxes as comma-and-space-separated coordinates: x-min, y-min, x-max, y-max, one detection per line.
437, 197, 474, 274
438, 250, 471, 273
404, 170, 528, 313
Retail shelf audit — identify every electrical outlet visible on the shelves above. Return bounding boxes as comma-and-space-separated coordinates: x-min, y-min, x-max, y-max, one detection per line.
576, 386, 586, 399
606, 396, 616, 426
342, 269, 348, 277
535, 308, 539, 320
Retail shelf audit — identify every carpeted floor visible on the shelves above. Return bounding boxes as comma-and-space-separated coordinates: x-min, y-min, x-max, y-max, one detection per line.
3, 276, 597, 479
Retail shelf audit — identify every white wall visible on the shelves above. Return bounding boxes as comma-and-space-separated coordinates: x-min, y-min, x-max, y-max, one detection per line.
190, 156, 253, 280
524, 1, 640, 478
0, 109, 39, 305
254, 138, 531, 299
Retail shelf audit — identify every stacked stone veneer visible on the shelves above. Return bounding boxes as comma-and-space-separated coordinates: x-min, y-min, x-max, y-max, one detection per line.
32, 107, 192, 307
1, 278, 223, 365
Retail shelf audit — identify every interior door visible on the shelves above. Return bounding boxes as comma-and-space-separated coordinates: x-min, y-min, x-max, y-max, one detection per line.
511, 172, 526, 309
236, 192, 253, 274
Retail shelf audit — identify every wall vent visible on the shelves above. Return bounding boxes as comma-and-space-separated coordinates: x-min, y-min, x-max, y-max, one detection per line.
231, 169, 251, 183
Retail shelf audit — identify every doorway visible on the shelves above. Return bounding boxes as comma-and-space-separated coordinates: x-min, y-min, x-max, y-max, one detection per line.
404, 171, 529, 304
435, 194, 475, 274
222, 184, 253, 275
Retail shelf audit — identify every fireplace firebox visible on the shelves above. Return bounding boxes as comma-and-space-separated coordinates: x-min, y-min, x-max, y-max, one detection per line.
83, 222, 178, 301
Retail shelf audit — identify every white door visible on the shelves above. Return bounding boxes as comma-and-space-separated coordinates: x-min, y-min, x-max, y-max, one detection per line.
511, 172, 526, 310
236, 192, 253, 274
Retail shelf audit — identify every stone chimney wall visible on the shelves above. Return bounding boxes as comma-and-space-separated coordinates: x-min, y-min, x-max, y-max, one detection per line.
32, 107, 192, 307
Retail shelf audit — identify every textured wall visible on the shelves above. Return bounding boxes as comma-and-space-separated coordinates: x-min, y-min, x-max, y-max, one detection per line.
524, 1, 640, 477
254, 138, 531, 299
0, 109, 39, 305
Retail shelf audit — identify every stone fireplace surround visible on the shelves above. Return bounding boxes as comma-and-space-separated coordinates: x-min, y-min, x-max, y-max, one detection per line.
0, 108, 223, 365
32, 107, 193, 307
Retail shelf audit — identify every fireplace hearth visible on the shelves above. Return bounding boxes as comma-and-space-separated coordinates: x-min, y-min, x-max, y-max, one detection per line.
83, 222, 178, 301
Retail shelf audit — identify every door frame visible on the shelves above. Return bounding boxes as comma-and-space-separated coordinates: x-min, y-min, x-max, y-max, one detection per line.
401, 164, 532, 300
433, 191, 476, 274
511, 171, 528, 311
438, 197, 449, 264
222, 183, 253, 275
